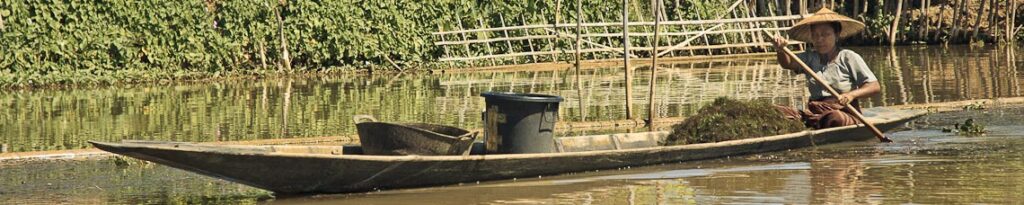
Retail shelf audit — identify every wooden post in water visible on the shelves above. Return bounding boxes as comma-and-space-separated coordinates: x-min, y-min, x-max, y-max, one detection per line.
988, 0, 998, 40
1009, 0, 1018, 42
647, 0, 661, 126
623, 0, 634, 119
889, 0, 904, 46
934, 3, 946, 41
554, 0, 563, 62
1009, 0, 1014, 43
921, 0, 930, 40
972, 0, 988, 41
273, 3, 291, 71
576, 0, 586, 120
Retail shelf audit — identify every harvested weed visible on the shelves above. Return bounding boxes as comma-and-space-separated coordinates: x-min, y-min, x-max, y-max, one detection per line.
663, 97, 806, 146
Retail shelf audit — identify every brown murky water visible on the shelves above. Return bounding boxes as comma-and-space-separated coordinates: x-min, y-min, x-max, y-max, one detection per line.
1, 45, 1023, 204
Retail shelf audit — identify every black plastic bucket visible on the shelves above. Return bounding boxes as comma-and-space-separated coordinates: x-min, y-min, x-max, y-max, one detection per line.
480, 92, 563, 154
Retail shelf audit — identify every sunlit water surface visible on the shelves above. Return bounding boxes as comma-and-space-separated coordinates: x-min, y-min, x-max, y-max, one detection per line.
1, 45, 1023, 204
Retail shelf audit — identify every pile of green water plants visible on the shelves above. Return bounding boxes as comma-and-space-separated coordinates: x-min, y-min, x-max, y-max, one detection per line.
662, 97, 806, 146
942, 118, 987, 135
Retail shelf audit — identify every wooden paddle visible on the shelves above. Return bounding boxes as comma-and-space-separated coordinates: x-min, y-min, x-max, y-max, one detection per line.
762, 30, 893, 143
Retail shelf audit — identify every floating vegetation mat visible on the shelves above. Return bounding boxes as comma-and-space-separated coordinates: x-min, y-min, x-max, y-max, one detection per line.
942, 118, 987, 135
663, 97, 807, 146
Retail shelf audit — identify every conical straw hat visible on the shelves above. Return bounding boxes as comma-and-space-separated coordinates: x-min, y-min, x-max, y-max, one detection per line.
788, 7, 865, 42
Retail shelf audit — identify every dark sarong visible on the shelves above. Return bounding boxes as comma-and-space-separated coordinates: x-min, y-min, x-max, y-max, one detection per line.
775, 97, 860, 129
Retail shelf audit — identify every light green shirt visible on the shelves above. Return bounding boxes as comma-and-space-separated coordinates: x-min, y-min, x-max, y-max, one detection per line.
795, 49, 878, 99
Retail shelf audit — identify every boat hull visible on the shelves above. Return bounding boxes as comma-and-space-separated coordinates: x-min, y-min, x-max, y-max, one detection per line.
91, 107, 926, 194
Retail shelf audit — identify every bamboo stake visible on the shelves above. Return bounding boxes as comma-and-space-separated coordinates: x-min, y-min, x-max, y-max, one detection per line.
660, 0, 676, 57
258, 40, 268, 70
762, 30, 892, 143
647, 0, 661, 126
624, 0, 634, 120
478, 18, 498, 66
437, 26, 455, 68
1009, 0, 1015, 42
730, 9, 748, 54
786, 0, 793, 16
580, 9, 598, 59
922, 0, 930, 40
520, 16, 540, 62
576, 0, 585, 119
553, 0, 562, 62
934, 3, 946, 41
630, 0, 652, 56
455, 13, 473, 65
498, 14, 518, 64
273, 4, 291, 71
951, 0, 966, 42
988, 0, 997, 40
1007, 0, 1015, 41
972, 0, 987, 41
889, 0, 904, 46
799, 0, 808, 14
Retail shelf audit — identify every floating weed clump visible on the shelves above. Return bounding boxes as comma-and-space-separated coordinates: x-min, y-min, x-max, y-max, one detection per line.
962, 102, 987, 111
662, 97, 807, 146
112, 156, 152, 168
942, 118, 987, 135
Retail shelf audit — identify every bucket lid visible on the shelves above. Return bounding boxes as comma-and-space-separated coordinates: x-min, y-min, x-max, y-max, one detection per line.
480, 92, 563, 103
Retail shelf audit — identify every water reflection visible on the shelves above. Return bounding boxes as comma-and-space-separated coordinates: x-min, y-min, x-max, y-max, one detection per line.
2, 46, 1024, 204
4, 45, 1021, 153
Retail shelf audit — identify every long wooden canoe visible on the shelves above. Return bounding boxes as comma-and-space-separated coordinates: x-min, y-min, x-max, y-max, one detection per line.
90, 107, 925, 194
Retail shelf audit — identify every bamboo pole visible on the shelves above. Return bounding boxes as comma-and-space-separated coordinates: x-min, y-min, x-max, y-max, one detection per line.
431, 15, 805, 35
934, 3, 946, 41
520, 16, 540, 62
498, 14, 518, 64
543, 28, 638, 58
478, 18, 498, 66
922, 0, 930, 40
630, 0, 652, 55
1007, 0, 1015, 41
436, 25, 797, 46
623, 0, 634, 120
889, 0, 904, 46
436, 26, 455, 69
455, 13, 473, 65
660, 0, 676, 57
273, 4, 291, 71
437, 41, 804, 62
952, 0, 967, 42
972, 0, 988, 41
258, 40, 268, 70
647, 0, 661, 125
657, 0, 748, 57
988, 0, 997, 40
576, 0, 585, 119
552, 0, 562, 62
1009, 0, 1015, 42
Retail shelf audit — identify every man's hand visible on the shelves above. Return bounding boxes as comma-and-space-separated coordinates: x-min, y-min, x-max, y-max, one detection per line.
772, 35, 789, 50
837, 93, 854, 105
